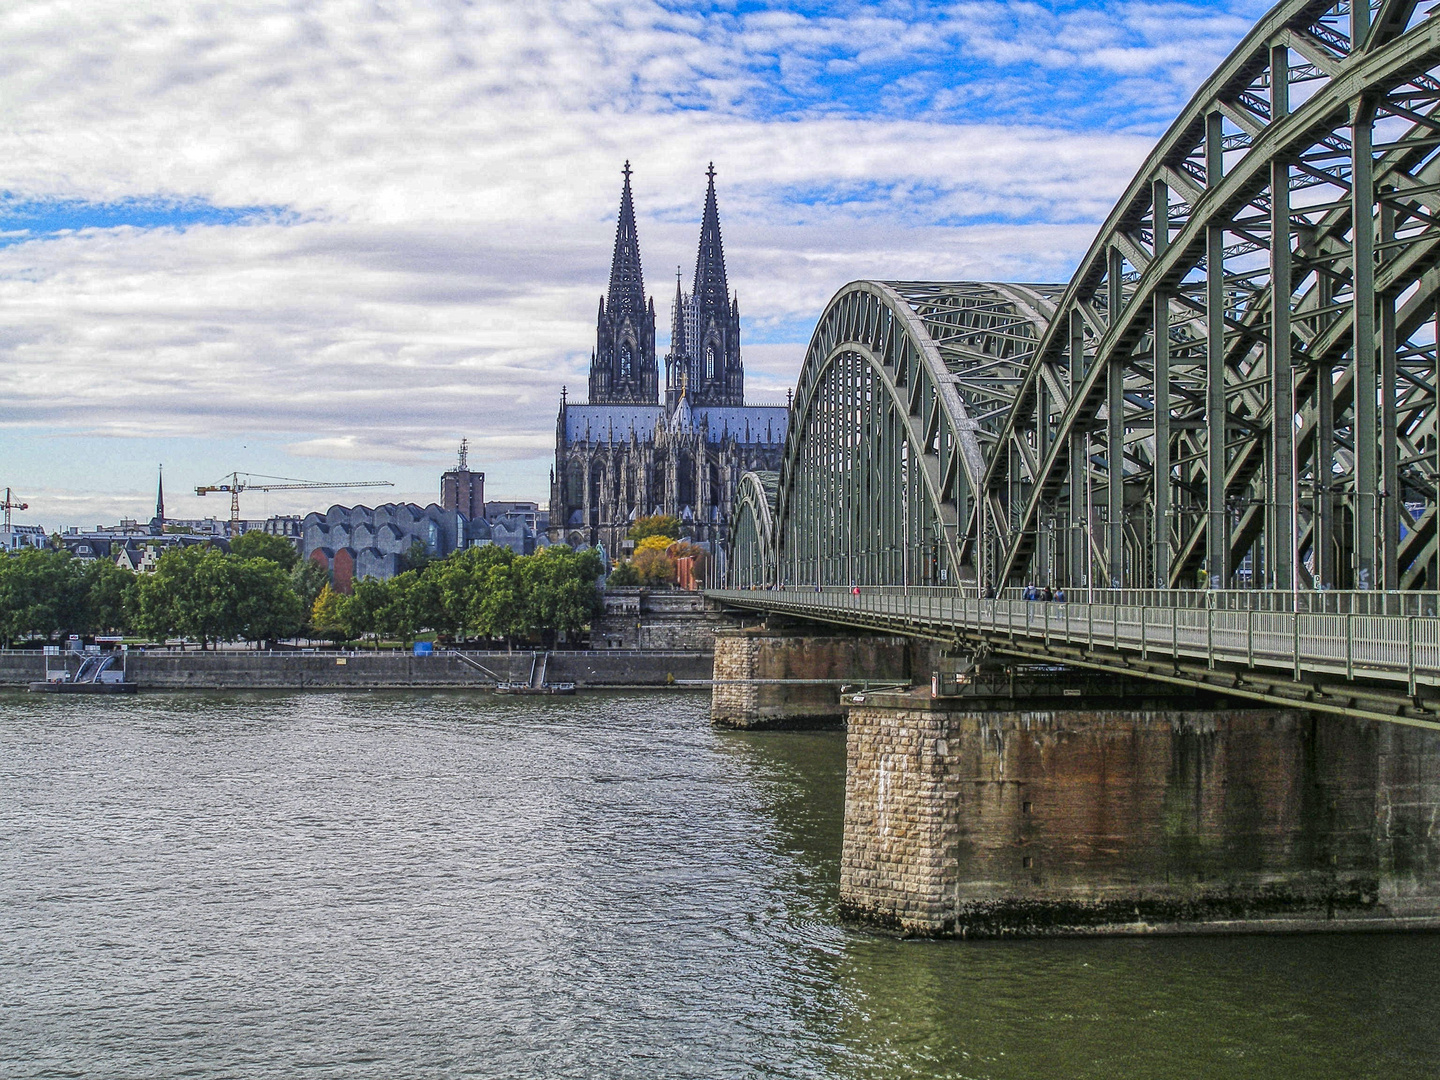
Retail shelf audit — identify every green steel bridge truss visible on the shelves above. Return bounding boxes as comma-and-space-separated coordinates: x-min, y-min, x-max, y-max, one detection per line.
731, 0, 1440, 596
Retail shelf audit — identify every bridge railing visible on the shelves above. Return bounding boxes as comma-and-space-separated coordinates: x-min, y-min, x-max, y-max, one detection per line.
743, 584, 1440, 616
709, 587, 1440, 691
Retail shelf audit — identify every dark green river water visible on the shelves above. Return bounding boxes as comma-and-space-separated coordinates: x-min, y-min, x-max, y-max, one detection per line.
2, 690, 1437, 1078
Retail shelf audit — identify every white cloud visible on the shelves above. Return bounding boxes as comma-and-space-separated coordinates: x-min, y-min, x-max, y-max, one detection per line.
0, 0, 1261, 527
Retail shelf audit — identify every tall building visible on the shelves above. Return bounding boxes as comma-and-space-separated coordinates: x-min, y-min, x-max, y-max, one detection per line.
440, 438, 485, 519
589, 162, 659, 406
666, 164, 742, 409
550, 164, 788, 562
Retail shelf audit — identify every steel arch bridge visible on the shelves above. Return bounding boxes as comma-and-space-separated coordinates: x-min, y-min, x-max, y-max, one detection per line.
731, 0, 1440, 597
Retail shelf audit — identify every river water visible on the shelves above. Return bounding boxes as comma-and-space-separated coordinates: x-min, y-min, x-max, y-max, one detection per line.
2, 690, 1437, 1079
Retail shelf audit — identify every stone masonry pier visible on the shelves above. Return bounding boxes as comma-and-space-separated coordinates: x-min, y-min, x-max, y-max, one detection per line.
710, 626, 919, 729
841, 688, 1440, 937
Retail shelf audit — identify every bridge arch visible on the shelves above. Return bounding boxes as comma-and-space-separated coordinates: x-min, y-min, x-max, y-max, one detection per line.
982, 0, 1440, 592
770, 281, 1059, 589
729, 470, 778, 587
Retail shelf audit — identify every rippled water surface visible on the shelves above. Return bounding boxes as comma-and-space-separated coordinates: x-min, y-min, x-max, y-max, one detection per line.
3, 690, 1439, 1079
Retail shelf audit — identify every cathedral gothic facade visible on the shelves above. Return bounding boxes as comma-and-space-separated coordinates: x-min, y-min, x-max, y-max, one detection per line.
550, 163, 788, 566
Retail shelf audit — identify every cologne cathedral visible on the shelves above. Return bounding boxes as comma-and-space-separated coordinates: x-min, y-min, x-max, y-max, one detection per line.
549, 163, 788, 564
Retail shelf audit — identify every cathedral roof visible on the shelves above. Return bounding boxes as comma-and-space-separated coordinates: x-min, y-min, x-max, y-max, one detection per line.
562, 402, 787, 446
606, 162, 647, 325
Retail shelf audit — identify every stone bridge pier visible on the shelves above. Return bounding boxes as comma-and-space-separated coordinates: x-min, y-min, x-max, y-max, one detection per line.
710, 624, 931, 729
842, 681, 1440, 937
709, 634, 1440, 936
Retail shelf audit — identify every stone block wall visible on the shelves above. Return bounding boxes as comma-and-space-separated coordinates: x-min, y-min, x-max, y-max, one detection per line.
0, 650, 713, 690
841, 693, 1440, 937
595, 588, 731, 650
710, 628, 915, 728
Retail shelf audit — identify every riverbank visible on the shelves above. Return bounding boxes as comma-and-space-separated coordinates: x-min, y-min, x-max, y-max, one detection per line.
0, 649, 712, 690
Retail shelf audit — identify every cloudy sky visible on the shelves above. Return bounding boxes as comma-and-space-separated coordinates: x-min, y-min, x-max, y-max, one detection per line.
0, 0, 1269, 530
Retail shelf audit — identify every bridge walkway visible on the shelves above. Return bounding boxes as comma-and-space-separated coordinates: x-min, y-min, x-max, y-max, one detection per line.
707, 587, 1440, 730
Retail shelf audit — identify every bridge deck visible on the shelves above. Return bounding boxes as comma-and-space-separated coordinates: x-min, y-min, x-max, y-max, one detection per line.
708, 588, 1440, 725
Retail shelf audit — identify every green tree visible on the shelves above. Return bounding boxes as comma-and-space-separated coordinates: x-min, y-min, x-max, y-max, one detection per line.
606, 561, 640, 587
476, 561, 524, 644
433, 544, 515, 640
628, 514, 680, 543
84, 560, 136, 634
0, 549, 88, 644
290, 558, 331, 619
231, 557, 305, 645
401, 540, 435, 574
342, 577, 390, 647
130, 548, 301, 647
377, 570, 435, 644
230, 531, 299, 570
517, 546, 602, 644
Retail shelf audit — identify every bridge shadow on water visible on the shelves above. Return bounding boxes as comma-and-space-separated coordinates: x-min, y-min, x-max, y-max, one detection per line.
715, 725, 1440, 1080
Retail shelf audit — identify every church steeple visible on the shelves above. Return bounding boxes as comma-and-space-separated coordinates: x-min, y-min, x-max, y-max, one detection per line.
590, 161, 658, 404
607, 161, 646, 324
692, 163, 729, 313
149, 465, 166, 536
665, 266, 689, 409
687, 163, 743, 406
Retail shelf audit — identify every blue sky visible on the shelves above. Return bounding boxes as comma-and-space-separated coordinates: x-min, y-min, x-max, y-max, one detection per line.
0, 0, 1268, 527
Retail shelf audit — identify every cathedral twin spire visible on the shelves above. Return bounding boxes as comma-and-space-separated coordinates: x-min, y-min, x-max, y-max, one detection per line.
588, 162, 742, 408
590, 162, 657, 405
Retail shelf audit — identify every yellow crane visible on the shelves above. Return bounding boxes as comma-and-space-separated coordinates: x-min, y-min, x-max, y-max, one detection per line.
195, 473, 394, 536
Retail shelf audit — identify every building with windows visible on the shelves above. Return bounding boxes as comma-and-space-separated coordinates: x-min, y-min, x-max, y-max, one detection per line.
550, 163, 788, 560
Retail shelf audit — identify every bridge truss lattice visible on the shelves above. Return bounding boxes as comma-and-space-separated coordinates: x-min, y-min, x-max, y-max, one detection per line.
734, 0, 1440, 596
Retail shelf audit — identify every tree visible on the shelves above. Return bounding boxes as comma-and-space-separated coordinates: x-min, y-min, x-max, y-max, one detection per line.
311, 584, 347, 644
130, 548, 302, 648
607, 561, 640, 587
628, 514, 680, 543
232, 558, 305, 645
517, 546, 602, 644
376, 570, 435, 644
631, 535, 676, 586
230, 531, 299, 570
400, 540, 435, 574
290, 558, 331, 619
433, 544, 515, 640
476, 561, 524, 644
0, 549, 88, 644
84, 560, 135, 635
342, 578, 390, 646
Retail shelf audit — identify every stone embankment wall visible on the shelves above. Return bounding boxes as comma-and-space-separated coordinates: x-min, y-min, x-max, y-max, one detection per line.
595, 589, 732, 649
842, 693, 1440, 937
710, 628, 917, 728
0, 650, 711, 690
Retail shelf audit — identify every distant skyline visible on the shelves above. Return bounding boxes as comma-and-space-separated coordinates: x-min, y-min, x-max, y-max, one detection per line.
0, 0, 1270, 530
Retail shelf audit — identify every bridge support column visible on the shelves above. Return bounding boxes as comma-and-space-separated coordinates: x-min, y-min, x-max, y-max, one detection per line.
710, 627, 923, 729
841, 690, 1440, 937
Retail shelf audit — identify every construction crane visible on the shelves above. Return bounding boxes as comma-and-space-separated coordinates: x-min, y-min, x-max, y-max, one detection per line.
195, 473, 394, 535
2, 487, 28, 532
